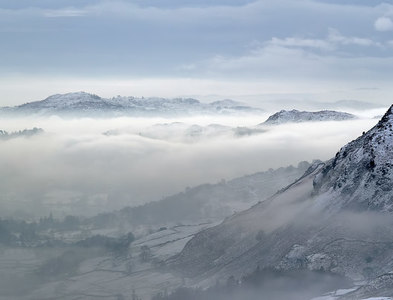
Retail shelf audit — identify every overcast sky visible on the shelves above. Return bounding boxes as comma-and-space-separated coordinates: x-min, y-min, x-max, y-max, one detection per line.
1, 0, 393, 105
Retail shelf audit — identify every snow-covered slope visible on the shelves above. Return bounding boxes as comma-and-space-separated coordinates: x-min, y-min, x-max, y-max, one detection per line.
263, 109, 356, 125
1, 92, 263, 117
313, 105, 393, 212
171, 105, 393, 294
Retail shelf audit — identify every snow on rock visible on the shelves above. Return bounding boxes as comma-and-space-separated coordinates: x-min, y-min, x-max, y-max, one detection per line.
263, 109, 356, 125
313, 104, 393, 212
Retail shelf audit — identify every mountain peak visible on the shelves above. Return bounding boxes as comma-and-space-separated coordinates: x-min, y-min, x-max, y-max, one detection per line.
313, 104, 393, 211
375, 104, 393, 129
263, 109, 356, 125
43, 91, 102, 103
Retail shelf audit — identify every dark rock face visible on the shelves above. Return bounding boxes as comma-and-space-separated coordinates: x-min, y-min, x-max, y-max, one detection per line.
169, 105, 393, 290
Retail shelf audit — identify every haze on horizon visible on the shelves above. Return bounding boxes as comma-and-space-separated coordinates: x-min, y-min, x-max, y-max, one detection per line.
1, 0, 393, 106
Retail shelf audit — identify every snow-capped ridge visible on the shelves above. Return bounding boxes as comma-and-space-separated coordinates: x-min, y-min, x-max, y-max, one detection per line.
25, 91, 102, 106
1, 92, 264, 117
44, 91, 101, 102
263, 109, 356, 125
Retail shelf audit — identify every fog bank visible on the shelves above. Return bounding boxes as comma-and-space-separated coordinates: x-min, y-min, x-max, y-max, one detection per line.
0, 115, 379, 218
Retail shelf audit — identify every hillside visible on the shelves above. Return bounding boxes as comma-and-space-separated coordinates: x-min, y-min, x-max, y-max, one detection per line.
171, 105, 393, 298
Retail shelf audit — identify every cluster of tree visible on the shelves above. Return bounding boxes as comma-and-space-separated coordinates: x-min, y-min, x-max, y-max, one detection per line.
38, 214, 83, 231
76, 232, 134, 255
34, 233, 135, 280
0, 215, 88, 246
0, 218, 39, 246
0, 127, 43, 140
0, 215, 135, 253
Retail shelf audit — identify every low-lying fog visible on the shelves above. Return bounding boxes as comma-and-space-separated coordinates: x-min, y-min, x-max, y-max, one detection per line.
0, 109, 384, 219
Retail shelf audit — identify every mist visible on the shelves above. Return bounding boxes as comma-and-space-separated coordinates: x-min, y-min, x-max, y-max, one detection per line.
0, 114, 379, 218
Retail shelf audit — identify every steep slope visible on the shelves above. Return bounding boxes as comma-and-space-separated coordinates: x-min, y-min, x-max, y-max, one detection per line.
313, 105, 393, 212
263, 109, 356, 125
170, 105, 393, 289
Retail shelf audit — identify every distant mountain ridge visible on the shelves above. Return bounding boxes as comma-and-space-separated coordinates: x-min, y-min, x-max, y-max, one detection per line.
0, 92, 263, 117
263, 109, 356, 125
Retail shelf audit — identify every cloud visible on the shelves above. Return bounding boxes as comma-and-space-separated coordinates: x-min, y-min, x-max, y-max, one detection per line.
179, 26, 393, 89
0, 0, 384, 75
0, 115, 379, 218
43, 9, 87, 18
374, 16, 393, 31
327, 28, 377, 47
268, 37, 333, 51
267, 29, 378, 52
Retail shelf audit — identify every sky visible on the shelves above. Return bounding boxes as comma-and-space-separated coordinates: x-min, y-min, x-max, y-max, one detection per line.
1, 0, 393, 105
